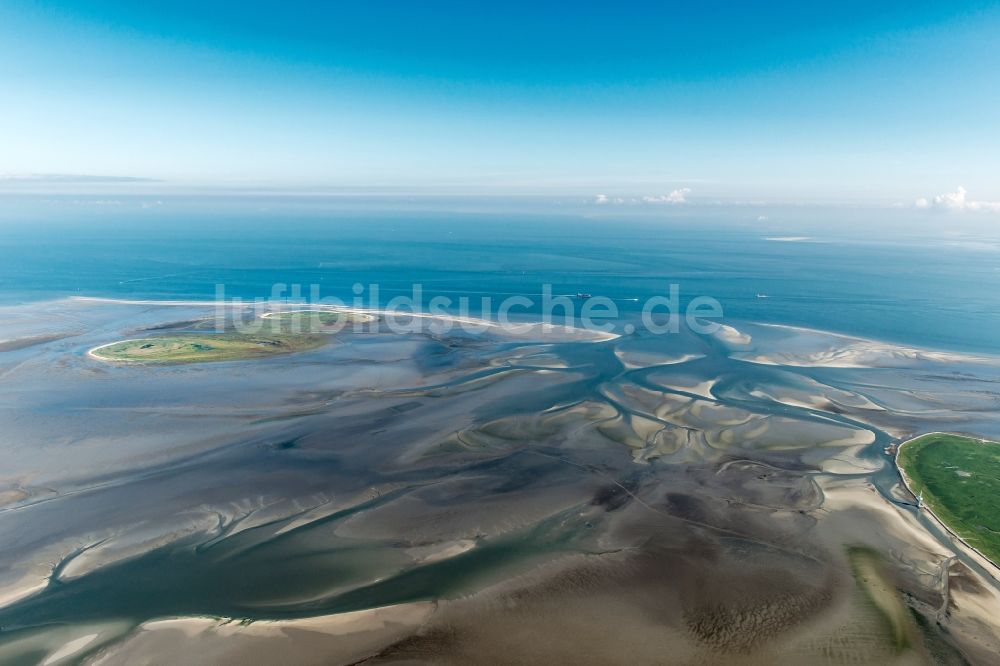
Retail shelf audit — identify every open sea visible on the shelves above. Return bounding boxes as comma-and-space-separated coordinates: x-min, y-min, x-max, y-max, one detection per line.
1, 204, 998, 354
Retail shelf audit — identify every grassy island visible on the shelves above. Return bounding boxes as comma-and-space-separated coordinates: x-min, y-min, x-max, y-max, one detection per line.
90, 310, 375, 363
896, 433, 1000, 566
89, 332, 326, 364
88, 309, 377, 364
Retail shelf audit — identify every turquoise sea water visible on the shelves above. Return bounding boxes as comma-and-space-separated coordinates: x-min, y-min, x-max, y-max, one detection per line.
1, 205, 998, 354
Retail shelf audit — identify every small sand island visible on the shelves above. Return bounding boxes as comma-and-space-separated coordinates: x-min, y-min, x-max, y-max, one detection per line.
87, 309, 374, 364
896, 433, 1000, 567
262, 309, 375, 331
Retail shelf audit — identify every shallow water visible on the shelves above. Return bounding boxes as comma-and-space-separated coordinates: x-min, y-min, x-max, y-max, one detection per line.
1, 295, 1000, 663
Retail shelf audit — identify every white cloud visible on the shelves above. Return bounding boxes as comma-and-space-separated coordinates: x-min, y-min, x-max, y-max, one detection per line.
935, 186, 968, 209
642, 188, 691, 204
915, 186, 1000, 212
668, 187, 691, 203
594, 188, 692, 206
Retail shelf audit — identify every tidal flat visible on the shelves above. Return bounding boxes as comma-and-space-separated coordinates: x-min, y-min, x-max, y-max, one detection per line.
2, 298, 1000, 664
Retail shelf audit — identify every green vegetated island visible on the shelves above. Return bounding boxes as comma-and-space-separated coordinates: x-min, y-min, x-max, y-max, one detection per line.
89, 310, 374, 364
896, 433, 1000, 567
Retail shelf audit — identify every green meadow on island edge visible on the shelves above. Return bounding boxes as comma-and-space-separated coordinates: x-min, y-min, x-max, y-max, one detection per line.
89, 310, 376, 363
897, 433, 1000, 566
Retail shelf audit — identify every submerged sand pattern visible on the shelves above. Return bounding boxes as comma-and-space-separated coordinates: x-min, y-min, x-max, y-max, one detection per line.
0, 300, 999, 664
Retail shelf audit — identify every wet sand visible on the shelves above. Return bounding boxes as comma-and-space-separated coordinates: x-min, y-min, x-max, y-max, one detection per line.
1, 300, 1000, 664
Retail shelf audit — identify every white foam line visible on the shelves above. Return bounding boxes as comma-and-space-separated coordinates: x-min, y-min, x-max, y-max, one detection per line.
87, 338, 151, 362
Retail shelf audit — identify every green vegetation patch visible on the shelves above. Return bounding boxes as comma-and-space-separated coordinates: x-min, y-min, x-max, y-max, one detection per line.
90, 333, 326, 364
897, 433, 1000, 565
847, 547, 913, 653
89, 309, 378, 364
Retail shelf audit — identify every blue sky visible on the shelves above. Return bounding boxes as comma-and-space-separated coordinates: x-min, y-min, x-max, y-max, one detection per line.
2, 0, 999, 205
